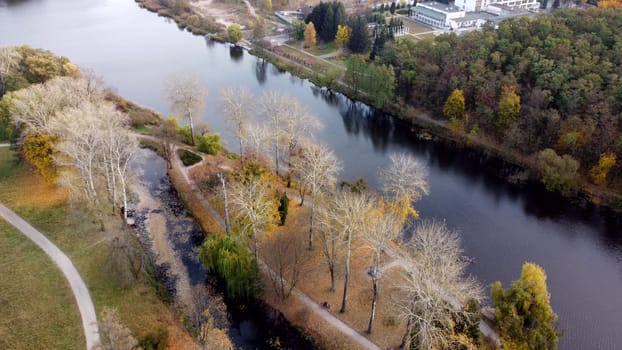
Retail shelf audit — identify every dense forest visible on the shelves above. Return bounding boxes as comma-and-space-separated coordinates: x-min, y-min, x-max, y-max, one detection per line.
373, 8, 622, 195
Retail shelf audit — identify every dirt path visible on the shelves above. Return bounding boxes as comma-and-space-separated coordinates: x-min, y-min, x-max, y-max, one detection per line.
0, 202, 100, 350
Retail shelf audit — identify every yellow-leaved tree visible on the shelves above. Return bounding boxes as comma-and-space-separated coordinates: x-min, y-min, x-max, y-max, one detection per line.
334, 25, 352, 52
22, 133, 59, 184
304, 22, 317, 49
589, 152, 616, 186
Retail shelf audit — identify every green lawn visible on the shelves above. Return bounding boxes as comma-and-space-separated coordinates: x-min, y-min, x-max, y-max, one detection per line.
0, 147, 180, 347
305, 41, 337, 56
0, 221, 84, 350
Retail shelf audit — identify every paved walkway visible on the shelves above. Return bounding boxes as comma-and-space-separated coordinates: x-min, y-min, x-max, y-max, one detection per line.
0, 203, 100, 350
0, 143, 9, 148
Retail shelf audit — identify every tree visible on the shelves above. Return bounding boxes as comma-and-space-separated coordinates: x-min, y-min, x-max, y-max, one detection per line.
304, 22, 317, 48
396, 220, 482, 349
491, 262, 559, 349
98, 307, 139, 350
0, 47, 21, 97
443, 88, 466, 121
335, 25, 352, 52
536, 148, 580, 196
589, 152, 616, 186
321, 5, 335, 42
292, 21, 307, 41
390, 1, 396, 13
153, 118, 182, 169
497, 85, 521, 135
365, 211, 401, 334
316, 196, 342, 292
263, 230, 309, 301
22, 133, 58, 184
229, 176, 279, 259
348, 16, 371, 53
263, 0, 272, 11
277, 192, 289, 225
329, 190, 375, 313
197, 133, 222, 155
380, 153, 429, 223
345, 54, 367, 94
200, 234, 258, 299
291, 142, 342, 250
227, 24, 243, 44
220, 87, 253, 159
166, 73, 207, 146
364, 63, 395, 108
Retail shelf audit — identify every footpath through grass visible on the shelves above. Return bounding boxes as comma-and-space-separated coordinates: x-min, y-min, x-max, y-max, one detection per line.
0, 148, 194, 348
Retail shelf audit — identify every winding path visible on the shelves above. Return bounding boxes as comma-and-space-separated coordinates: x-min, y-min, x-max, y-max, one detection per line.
0, 203, 100, 350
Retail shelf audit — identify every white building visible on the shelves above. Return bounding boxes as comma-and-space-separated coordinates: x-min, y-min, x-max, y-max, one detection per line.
455, 0, 540, 12
411, 2, 466, 28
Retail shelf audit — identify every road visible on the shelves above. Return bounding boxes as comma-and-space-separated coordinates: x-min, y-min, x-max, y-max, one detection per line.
0, 203, 100, 350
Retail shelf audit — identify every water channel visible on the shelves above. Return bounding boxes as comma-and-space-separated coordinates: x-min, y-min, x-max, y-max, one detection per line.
1, 0, 622, 348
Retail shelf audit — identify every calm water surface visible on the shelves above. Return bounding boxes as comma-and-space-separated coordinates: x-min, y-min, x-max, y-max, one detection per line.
2, 0, 622, 348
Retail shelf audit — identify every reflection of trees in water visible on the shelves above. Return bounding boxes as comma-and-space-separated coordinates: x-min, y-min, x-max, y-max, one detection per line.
229, 45, 243, 62
254, 58, 267, 85
204, 36, 215, 48
270, 64, 286, 75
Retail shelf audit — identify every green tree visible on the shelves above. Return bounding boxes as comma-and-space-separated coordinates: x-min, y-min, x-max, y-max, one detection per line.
292, 21, 307, 41
443, 89, 466, 120
199, 234, 258, 299
277, 192, 289, 225
536, 148, 580, 197
345, 54, 367, 94
304, 22, 317, 48
227, 24, 243, 44
491, 262, 559, 350
390, 2, 396, 13
321, 5, 335, 42
348, 16, 371, 53
365, 63, 395, 108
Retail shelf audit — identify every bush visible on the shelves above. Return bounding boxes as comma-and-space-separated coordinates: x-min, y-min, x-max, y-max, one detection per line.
197, 133, 222, 155
536, 148, 579, 197
138, 327, 168, 350
179, 149, 202, 166
178, 125, 193, 145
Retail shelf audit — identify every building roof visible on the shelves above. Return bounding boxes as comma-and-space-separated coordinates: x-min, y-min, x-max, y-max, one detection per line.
419, 1, 465, 13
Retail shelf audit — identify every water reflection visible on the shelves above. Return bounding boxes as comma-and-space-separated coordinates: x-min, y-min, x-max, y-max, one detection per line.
254, 58, 267, 85
229, 45, 243, 62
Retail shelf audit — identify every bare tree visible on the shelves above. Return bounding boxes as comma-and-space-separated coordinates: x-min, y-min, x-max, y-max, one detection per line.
281, 105, 323, 187
98, 307, 138, 350
166, 73, 207, 146
395, 220, 482, 350
329, 189, 375, 313
258, 91, 289, 175
0, 46, 21, 96
380, 153, 429, 222
153, 118, 181, 169
290, 142, 342, 249
245, 122, 270, 162
229, 177, 278, 259
220, 86, 253, 159
364, 211, 402, 334
262, 230, 309, 301
316, 196, 343, 292
217, 172, 231, 234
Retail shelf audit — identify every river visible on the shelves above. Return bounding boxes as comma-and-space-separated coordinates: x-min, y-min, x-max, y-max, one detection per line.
1, 0, 621, 348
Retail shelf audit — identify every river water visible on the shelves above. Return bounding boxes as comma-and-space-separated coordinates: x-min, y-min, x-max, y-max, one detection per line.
1, 0, 621, 348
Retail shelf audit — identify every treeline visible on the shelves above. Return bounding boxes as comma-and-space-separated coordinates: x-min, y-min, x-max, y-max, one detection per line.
371, 9, 622, 196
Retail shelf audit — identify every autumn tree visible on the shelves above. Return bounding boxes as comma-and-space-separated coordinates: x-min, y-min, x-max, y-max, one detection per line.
153, 118, 182, 169
304, 22, 317, 48
229, 176, 279, 259
263, 0, 272, 11
330, 190, 375, 313
589, 152, 616, 186
497, 85, 521, 135
365, 210, 401, 334
316, 197, 342, 292
166, 74, 207, 146
220, 87, 253, 159
227, 24, 243, 44
290, 142, 342, 249
491, 262, 559, 349
380, 153, 429, 223
396, 220, 482, 349
335, 25, 352, 52
22, 133, 58, 183
0, 47, 21, 96
263, 231, 309, 301
443, 88, 466, 121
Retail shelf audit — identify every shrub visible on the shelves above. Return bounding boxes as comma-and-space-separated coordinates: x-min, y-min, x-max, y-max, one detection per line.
138, 327, 168, 350
536, 148, 579, 197
179, 149, 202, 166
197, 133, 222, 155
178, 125, 192, 145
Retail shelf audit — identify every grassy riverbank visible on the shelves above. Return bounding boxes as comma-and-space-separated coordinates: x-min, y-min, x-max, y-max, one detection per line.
0, 147, 197, 348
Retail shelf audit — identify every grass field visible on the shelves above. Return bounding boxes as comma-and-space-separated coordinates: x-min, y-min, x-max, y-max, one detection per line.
0, 148, 196, 348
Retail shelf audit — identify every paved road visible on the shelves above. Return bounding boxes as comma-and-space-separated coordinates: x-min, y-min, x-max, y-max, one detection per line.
0, 143, 9, 148
0, 203, 100, 350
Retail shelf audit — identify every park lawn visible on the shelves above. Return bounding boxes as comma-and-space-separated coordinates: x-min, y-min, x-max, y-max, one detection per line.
0, 220, 84, 350
0, 148, 195, 347
305, 41, 337, 56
